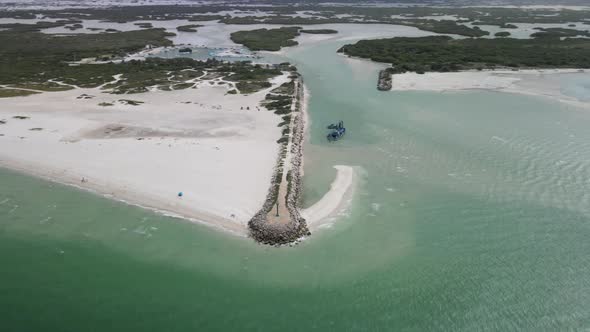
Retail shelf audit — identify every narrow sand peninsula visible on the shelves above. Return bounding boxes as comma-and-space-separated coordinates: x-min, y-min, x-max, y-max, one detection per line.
390, 69, 590, 108
0, 77, 291, 235
301, 165, 356, 230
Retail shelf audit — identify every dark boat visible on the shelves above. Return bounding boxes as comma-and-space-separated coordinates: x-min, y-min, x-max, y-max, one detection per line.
327, 121, 345, 142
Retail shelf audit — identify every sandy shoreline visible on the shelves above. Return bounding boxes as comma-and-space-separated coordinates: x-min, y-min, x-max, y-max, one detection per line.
0, 157, 250, 236
0, 73, 356, 239
390, 69, 590, 108
301, 165, 356, 230
0, 81, 284, 235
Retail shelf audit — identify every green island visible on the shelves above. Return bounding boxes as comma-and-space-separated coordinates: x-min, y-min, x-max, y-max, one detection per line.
0, 88, 40, 98
65, 23, 84, 31
531, 27, 590, 38
222, 15, 488, 37
176, 24, 203, 32
338, 36, 590, 74
495, 31, 511, 37
501, 23, 518, 29
299, 29, 338, 34
230, 27, 301, 51
230, 27, 341, 51
134, 22, 153, 28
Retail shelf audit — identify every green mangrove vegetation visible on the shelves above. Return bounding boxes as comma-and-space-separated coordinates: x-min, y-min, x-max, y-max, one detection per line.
1, 5, 590, 39
2, 5, 588, 26
338, 36, 590, 74
222, 15, 489, 37
0, 28, 173, 86
0, 20, 82, 33
0, 88, 40, 98
176, 24, 203, 32
531, 27, 590, 38
299, 29, 338, 34
134, 22, 153, 28
0, 26, 283, 95
495, 31, 511, 37
230, 27, 301, 51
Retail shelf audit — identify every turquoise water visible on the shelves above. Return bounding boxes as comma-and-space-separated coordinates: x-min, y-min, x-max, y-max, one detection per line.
2, 39, 590, 331
561, 74, 590, 102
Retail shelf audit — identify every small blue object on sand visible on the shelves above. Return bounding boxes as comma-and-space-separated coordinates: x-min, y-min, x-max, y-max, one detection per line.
178, 192, 183, 197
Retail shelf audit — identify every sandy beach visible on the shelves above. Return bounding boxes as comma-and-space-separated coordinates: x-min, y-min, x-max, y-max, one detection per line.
0, 78, 289, 235
390, 69, 590, 108
0, 70, 356, 237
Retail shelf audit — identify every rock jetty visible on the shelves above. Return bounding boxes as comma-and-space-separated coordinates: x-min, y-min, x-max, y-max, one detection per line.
377, 68, 394, 91
248, 76, 310, 246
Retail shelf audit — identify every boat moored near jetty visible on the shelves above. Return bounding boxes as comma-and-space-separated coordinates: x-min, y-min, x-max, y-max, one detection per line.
327, 121, 346, 141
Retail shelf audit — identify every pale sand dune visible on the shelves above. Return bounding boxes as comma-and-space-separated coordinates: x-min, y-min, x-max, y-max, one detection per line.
390, 69, 590, 108
301, 165, 356, 230
0, 78, 290, 235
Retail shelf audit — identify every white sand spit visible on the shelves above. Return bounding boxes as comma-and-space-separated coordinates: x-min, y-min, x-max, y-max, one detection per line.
301, 165, 355, 229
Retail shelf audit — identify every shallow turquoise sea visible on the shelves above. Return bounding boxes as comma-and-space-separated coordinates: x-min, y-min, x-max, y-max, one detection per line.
2, 39, 590, 331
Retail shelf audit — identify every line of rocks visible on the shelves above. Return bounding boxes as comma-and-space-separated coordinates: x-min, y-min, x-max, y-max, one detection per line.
377, 68, 393, 91
284, 77, 310, 238
248, 76, 310, 246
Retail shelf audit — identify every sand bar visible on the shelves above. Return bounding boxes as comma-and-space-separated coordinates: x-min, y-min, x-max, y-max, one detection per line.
390, 69, 590, 108
301, 165, 356, 230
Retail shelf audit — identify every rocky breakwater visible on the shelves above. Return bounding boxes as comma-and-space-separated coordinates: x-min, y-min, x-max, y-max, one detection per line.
377, 68, 394, 91
248, 74, 310, 246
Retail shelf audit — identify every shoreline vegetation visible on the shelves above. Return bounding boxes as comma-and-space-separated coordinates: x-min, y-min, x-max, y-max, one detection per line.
176, 24, 202, 32
299, 29, 338, 34
229, 27, 339, 52
230, 27, 302, 51
0, 24, 289, 96
338, 36, 590, 90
